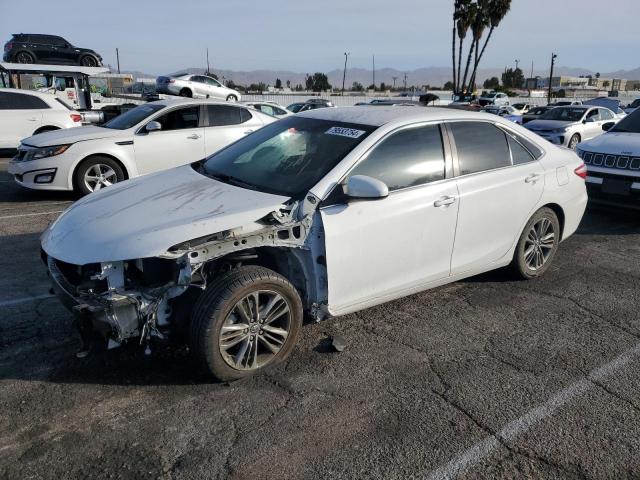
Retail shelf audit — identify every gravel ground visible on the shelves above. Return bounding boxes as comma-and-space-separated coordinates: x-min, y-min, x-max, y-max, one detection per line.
0, 157, 639, 480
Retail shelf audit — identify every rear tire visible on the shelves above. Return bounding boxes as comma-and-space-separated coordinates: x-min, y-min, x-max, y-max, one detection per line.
190, 266, 303, 382
179, 88, 192, 98
511, 207, 560, 280
14, 51, 34, 64
73, 156, 125, 196
226, 94, 238, 102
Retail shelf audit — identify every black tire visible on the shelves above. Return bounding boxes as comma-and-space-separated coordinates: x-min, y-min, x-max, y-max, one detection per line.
568, 133, 580, 150
73, 156, 125, 196
179, 88, 192, 98
190, 266, 303, 382
511, 207, 560, 280
80, 55, 99, 67
14, 51, 34, 64
226, 94, 238, 102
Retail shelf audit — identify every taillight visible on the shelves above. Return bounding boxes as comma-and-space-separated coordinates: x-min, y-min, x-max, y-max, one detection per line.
168, 79, 175, 83
574, 163, 587, 179
4, 42, 12, 51
70, 113, 82, 122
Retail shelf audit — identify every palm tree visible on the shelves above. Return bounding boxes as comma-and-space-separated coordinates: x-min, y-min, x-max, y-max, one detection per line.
460, 2, 480, 93
467, 0, 512, 91
452, 0, 462, 93
465, 0, 490, 93
455, 0, 473, 93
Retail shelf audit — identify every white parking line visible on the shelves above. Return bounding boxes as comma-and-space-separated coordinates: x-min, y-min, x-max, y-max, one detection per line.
0, 293, 55, 307
0, 210, 63, 220
425, 341, 640, 480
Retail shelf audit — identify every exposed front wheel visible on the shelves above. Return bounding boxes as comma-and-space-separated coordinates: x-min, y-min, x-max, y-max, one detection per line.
74, 156, 125, 195
190, 266, 303, 381
80, 55, 99, 67
568, 134, 580, 150
511, 207, 560, 279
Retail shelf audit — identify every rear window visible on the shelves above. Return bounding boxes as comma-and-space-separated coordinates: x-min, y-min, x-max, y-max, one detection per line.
0, 92, 49, 110
449, 121, 512, 175
207, 105, 250, 126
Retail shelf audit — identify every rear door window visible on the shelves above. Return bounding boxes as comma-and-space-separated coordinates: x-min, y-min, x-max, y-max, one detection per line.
449, 121, 512, 175
349, 124, 445, 191
155, 106, 200, 130
0, 92, 49, 110
207, 105, 250, 126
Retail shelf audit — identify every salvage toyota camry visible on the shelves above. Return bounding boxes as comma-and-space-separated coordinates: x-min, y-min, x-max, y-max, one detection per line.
42, 107, 588, 381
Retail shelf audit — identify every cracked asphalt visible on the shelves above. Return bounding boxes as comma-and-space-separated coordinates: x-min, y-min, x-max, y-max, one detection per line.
0, 156, 639, 480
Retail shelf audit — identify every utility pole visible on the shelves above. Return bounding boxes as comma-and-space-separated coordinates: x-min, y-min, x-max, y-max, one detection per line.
372, 55, 376, 91
206, 48, 210, 75
403, 72, 407, 91
392, 76, 398, 90
342, 52, 349, 95
548, 53, 557, 104
115, 48, 120, 74
515, 59, 520, 71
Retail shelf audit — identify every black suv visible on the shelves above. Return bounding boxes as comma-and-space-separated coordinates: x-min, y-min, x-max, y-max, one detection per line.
3, 34, 103, 67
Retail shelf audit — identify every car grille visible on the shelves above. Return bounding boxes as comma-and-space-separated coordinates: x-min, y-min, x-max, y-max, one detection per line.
47, 256, 107, 295
580, 150, 640, 172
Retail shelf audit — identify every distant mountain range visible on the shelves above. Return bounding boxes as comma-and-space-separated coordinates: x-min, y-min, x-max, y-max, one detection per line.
115, 65, 640, 88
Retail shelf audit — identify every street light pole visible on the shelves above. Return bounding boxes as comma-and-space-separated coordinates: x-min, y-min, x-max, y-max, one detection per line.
342, 52, 349, 95
206, 48, 210, 75
115, 48, 120, 74
548, 53, 557, 104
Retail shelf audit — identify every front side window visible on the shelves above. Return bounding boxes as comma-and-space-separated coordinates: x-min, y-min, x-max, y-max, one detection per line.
103, 103, 165, 130
204, 77, 222, 87
600, 109, 614, 120
155, 106, 200, 130
450, 122, 511, 175
0, 92, 49, 110
201, 117, 375, 197
586, 109, 601, 122
349, 124, 445, 191
540, 107, 587, 122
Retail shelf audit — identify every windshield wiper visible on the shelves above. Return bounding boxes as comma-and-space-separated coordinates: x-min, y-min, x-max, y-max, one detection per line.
207, 172, 259, 191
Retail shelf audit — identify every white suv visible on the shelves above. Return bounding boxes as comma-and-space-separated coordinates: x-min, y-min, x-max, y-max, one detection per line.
0, 89, 82, 149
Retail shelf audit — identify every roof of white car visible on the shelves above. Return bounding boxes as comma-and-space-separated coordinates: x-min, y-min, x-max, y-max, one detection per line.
149, 98, 243, 108
0, 88, 68, 108
297, 105, 497, 127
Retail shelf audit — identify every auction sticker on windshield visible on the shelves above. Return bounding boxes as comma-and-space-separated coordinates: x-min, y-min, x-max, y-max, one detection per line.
325, 126, 366, 138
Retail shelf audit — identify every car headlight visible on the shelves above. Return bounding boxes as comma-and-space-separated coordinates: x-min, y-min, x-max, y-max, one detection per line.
24, 144, 71, 161
552, 127, 568, 134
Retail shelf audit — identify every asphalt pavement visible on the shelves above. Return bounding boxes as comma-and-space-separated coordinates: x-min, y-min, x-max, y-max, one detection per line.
0, 157, 639, 480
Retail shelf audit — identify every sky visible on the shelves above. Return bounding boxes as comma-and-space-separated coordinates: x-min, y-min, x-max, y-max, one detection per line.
1, 0, 638, 75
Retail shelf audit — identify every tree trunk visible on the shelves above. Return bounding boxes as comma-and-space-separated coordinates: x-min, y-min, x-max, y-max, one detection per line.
452, 26, 457, 92
469, 26, 494, 87
457, 39, 464, 93
468, 39, 479, 92
460, 40, 475, 94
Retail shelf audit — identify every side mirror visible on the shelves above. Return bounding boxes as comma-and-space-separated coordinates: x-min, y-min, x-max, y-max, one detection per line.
145, 121, 162, 132
602, 122, 615, 131
345, 175, 389, 200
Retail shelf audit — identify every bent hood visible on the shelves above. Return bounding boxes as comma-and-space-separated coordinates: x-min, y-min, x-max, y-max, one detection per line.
579, 132, 640, 156
21, 126, 126, 147
41, 165, 290, 265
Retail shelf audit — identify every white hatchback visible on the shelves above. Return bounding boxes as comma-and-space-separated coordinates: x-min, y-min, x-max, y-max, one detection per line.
9, 98, 275, 194
41, 107, 588, 380
0, 89, 82, 149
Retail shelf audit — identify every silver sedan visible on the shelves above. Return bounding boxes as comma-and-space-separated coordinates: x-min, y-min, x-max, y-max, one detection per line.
156, 73, 241, 101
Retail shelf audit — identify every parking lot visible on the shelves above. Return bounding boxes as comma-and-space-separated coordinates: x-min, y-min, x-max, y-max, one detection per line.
0, 154, 639, 479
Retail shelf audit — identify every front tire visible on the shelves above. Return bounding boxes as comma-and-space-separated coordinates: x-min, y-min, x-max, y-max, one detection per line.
80, 55, 99, 67
511, 207, 560, 279
74, 156, 125, 195
190, 266, 303, 382
179, 88, 192, 98
568, 133, 580, 150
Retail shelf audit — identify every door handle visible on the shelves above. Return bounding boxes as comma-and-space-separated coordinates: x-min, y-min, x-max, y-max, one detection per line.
434, 196, 456, 208
525, 173, 542, 184
187, 134, 201, 140
27, 118, 37, 121
244, 129, 254, 135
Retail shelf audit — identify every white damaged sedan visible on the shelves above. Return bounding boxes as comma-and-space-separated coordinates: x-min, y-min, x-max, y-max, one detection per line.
42, 107, 588, 380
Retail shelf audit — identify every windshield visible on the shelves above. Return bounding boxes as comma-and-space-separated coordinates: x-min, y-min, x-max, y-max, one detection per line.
539, 107, 586, 122
611, 108, 640, 133
287, 103, 304, 113
103, 103, 165, 130
201, 116, 375, 197
485, 93, 497, 98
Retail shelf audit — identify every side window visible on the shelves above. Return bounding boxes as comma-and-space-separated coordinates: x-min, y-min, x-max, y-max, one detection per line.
586, 109, 601, 122
51, 36, 67, 47
155, 106, 200, 131
349, 124, 445, 191
207, 105, 249, 126
273, 107, 287, 116
600, 109, 614, 120
0, 92, 49, 110
506, 135, 534, 165
449, 122, 511, 175
258, 104, 275, 116
190, 76, 205, 84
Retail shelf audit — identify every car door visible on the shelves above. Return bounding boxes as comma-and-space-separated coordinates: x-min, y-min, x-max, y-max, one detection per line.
133, 105, 205, 174
0, 92, 45, 148
447, 121, 545, 274
203, 105, 262, 155
320, 123, 459, 313
190, 76, 210, 98
203, 77, 226, 99
582, 108, 603, 140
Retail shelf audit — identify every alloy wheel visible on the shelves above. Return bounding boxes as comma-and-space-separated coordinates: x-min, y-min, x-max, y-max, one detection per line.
83, 164, 118, 192
16, 52, 33, 64
524, 218, 555, 271
219, 290, 291, 371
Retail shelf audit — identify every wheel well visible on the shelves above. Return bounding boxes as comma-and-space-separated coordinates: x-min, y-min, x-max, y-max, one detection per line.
74, 154, 129, 181
180, 87, 192, 95
13, 50, 34, 60
33, 125, 60, 135
542, 203, 565, 239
